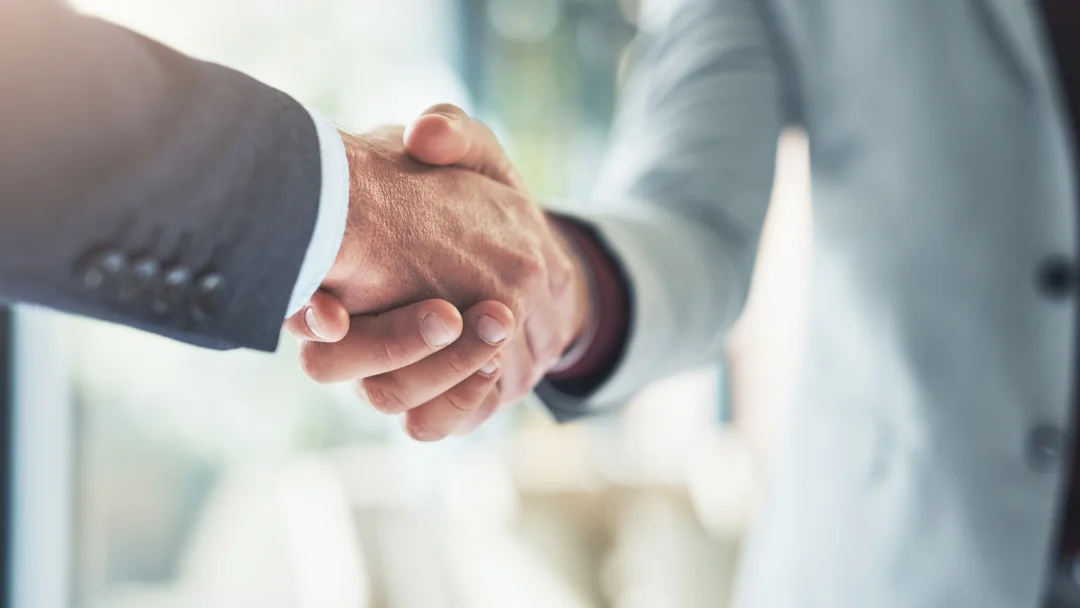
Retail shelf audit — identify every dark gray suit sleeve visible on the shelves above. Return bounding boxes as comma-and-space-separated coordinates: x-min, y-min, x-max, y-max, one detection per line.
0, 0, 324, 351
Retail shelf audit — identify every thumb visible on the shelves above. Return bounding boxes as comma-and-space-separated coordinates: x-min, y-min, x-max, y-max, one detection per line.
284, 289, 350, 343
403, 103, 523, 189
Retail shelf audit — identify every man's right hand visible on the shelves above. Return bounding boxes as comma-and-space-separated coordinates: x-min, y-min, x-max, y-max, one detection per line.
286, 105, 597, 439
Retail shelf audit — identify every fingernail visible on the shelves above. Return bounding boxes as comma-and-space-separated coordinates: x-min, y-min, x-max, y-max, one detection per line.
476, 315, 507, 345
479, 359, 500, 376
420, 314, 454, 347
304, 307, 326, 340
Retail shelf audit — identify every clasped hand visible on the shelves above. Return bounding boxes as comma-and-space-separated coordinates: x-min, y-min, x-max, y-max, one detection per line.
283, 105, 591, 440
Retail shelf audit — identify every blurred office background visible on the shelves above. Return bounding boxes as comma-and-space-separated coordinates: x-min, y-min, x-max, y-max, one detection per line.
40, 0, 813, 606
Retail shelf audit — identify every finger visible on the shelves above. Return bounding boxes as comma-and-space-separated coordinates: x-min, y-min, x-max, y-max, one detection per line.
360, 301, 515, 414
402, 357, 502, 441
494, 326, 539, 404
284, 290, 352, 343
403, 103, 523, 188
525, 315, 563, 385
299, 299, 463, 384
452, 386, 503, 436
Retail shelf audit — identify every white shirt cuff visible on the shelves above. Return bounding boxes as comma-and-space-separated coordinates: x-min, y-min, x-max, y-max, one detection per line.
285, 108, 351, 318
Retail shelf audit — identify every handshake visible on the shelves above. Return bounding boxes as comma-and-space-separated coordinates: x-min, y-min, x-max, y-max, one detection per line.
283, 105, 596, 441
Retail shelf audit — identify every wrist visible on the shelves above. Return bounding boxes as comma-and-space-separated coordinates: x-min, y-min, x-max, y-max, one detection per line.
547, 216, 601, 374
566, 232, 597, 345
544, 214, 632, 384
572, 265, 595, 348
287, 109, 353, 317
323, 131, 374, 287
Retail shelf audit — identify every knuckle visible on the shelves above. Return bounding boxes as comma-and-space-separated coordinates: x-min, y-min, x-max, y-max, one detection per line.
549, 267, 572, 299
508, 191, 533, 211
501, 294, 528, 322
524, 252, 547, 284
554, 251, 575, 282
405, 418, 445, 442
374, 337, 408, 370
525, 264, 546, 288
443, 349, 472, 378
444, 384, 485, 414
298, 343, 332, 383
507, 254, 545, 295
525, 325, 553, 361
362, 379, 409, 414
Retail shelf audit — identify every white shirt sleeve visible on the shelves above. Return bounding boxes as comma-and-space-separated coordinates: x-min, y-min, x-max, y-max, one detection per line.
284, 108, 351, 318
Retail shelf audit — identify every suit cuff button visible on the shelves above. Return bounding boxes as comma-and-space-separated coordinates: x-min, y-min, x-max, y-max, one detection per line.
1036, 255, 1076, 299
118, 258, 161, 302
1026, 424, 1067, 473
152, 266, 192, 315
78, 250, 127, 291
190, 273, 227, 321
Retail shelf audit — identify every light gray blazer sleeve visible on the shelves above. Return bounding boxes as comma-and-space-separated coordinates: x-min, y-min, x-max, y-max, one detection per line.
537, 0, 785, 420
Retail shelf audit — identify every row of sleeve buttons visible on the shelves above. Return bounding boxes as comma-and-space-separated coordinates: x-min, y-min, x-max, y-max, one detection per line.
78, 249, 227, 321
1029, 255, 1076, 474
1037, 255, 1076, 299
